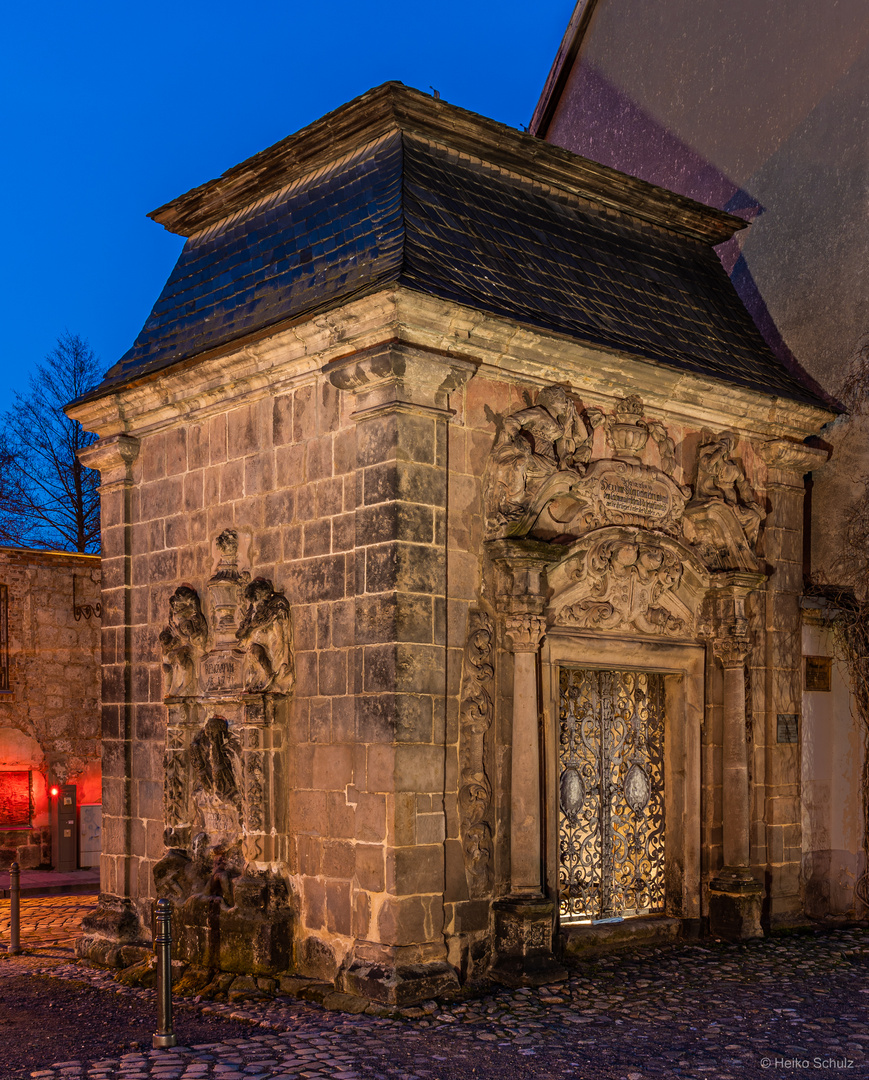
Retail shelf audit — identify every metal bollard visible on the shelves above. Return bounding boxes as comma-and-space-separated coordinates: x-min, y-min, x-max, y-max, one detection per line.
152, 898, 177, 1049
7, 862, 21, 955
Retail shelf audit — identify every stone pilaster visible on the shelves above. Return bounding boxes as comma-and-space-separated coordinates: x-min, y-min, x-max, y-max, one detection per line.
240, 694, 286, 866
503, 612, 547, 897
488, 539, 566, 986
708, 572, 765, 940
758, 440, 828, 922
328, 344, 475, 1004
75, 435, 147, 967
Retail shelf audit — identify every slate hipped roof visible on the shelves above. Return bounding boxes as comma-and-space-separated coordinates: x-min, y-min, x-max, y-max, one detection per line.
88, 83, 823, 406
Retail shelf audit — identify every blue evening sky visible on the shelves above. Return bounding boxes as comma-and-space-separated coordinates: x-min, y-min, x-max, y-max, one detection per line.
1, 1, 572, 400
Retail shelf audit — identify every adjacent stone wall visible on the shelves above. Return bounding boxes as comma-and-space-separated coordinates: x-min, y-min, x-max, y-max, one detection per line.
0, 547, 101, 869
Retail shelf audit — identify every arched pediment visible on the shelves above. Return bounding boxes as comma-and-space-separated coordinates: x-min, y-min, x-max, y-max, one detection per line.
547, 527, 710, 639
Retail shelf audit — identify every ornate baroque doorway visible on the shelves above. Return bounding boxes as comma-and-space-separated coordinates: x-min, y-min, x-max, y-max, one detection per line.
558, 667, 666, 923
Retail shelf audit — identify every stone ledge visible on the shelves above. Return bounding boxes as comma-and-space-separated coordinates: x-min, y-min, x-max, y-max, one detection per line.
561, 915, 687, 957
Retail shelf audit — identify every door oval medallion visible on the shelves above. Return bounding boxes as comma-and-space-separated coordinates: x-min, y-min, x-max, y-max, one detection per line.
560, 767, 585, 820
624, 763, 651, 813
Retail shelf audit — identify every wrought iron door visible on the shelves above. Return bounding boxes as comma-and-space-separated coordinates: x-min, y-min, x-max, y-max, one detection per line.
558, 668, 665, 922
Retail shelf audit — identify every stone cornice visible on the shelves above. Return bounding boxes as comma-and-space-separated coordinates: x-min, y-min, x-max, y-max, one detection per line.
149, 83, 745, 247
66, 287, 835, 444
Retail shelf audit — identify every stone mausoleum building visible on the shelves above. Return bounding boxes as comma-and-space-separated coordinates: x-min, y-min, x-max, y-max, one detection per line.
69, 84, 838, 1002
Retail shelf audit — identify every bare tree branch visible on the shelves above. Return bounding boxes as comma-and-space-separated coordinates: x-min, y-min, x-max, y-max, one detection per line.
0, 331, 102, 553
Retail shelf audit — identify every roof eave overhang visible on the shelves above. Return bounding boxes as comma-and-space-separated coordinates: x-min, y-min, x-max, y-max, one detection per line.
66, 285, 836, 445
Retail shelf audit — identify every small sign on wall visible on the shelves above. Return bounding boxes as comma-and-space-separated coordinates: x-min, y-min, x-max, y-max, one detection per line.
805, 655, 832, 692
777, 713, 799, 744
0, 771, 31, 828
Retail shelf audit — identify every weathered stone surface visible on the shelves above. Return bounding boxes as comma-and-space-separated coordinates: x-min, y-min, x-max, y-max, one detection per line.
66, 83, 846, 1010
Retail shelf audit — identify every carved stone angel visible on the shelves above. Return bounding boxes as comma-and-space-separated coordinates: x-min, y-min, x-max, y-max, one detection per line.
695, 432, 765, 546
159, 585, 208, 698
235, 578, 294, 693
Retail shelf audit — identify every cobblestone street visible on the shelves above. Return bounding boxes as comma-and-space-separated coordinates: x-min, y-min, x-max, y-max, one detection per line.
2, 896, 867, 1080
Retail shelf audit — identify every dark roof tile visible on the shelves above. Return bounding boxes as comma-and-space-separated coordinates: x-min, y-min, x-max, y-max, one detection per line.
91, 122, 822, 407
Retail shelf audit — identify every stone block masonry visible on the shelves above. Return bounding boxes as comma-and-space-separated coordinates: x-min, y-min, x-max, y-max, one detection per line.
67, 83, 839, 1000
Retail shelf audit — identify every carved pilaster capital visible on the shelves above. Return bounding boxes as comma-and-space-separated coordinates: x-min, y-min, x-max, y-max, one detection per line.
488, 538, 555, 614
758, 439, 829, 478
325, 342, 477, 416
78, 434, 140, 490
712, 635, 752, 668
505, 614, 546, 653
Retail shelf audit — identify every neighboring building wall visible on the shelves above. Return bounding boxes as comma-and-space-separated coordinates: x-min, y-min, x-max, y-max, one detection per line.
533, 0, 869, 584
801, 619, 866, 916
0, 548, 101, 869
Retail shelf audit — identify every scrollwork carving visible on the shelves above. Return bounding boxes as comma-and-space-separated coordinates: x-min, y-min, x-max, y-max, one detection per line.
559, 535, 690, 636
484, 387, 690, 543
163, 746, 188, 840
458, 611, 495, 897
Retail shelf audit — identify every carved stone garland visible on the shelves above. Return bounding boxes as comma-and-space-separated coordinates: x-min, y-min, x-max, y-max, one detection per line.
458, 610, 496, 897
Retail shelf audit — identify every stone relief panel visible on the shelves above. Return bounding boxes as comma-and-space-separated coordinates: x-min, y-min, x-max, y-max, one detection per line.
155, 531, 295, 934
484, 385, 769, 576
157, 531, 295, 702
549, 528, 709, 638
189, 714, 242, 847
457, 609, 496, 897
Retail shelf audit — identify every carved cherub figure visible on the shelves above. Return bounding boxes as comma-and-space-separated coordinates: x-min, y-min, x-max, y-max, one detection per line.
235, 578, 294, 693
159, 585, 208, 697
486, 386, 594, 531
696, 431, 765, 545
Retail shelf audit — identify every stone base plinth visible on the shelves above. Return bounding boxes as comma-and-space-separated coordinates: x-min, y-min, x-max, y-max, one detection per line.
340, 940, 459, 1006
170, 875, 294, 976
709, 867, 764, 940
489, 897, 568, 987
75, 893, 151, 968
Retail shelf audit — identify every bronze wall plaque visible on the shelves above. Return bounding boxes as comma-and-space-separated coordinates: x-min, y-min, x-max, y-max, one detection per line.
805, 655, 832, 692
777, 713, 799, 744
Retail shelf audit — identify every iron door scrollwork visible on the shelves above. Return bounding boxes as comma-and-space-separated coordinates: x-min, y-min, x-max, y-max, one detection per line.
558, 668, 665, 922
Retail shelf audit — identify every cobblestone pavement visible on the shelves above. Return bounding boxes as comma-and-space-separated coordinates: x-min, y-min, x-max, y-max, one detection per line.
0, 892, 96, 949
2, 899, 867, 1080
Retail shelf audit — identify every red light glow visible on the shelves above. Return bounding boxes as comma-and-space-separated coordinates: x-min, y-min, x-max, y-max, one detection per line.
50, 786, 59, 797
